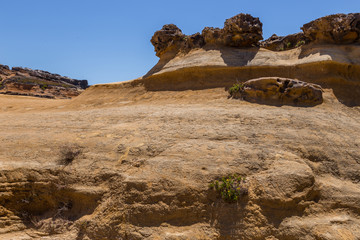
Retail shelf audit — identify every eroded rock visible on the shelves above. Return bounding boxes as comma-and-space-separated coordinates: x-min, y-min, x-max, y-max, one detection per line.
150, 24, 185, 57
230, 77, 323, 106
151, 13, 263, 57
261, 32, 307, 51
302, 13, 360, 44
222, 13, 263, 47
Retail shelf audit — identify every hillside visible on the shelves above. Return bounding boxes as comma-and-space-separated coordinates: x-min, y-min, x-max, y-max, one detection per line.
0, 65, 88, 99
0, 13, 360, 240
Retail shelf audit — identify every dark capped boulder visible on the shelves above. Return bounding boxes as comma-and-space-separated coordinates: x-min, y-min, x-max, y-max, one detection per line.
150, 24, 185, 57
222, 13, 263, 47
229, 77, 323, 106
301, 13, 360, 44
260, 32, 308, 51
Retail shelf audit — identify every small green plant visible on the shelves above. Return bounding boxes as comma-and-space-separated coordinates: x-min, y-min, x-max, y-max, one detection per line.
209, 174, 248, 202
40, 84, 48, 91
228, 83, 244, 96
295, 40, 305, 48
286, 42, 292, 49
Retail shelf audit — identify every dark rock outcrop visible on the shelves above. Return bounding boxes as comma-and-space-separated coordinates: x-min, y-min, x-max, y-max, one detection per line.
222, 13, 263, 47
230, 77, 323, 106
12, 67, 88, 89
261, 33, 307, 51
0, 65, 89, 99
301, 13, 360, 44
151, 13, 262, 57
150, 24, 186, 57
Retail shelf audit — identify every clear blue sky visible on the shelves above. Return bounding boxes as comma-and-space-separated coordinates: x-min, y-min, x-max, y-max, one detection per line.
0, 0, 359, 85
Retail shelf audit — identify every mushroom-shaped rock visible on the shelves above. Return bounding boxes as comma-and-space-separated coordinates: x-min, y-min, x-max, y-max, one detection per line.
150, 24, 185, 57
301, 13, 360, 44
222, 13, 263, 47
230, 77, 323, 106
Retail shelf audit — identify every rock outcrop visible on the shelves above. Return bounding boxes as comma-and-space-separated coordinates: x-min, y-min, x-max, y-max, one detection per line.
229, 77, 323, 106
260, 33, 307, 51
302, 13, 360, 44
151, 13, 262, 57
0, 65, 88, 99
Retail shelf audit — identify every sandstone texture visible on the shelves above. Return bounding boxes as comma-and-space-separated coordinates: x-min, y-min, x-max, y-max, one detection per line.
302, 13, 360, 44
0, 65, 88, 99
151, 13, 262, 57
0, 13, 360, 240
230, 77, 323, 106
260, 33, 307, 51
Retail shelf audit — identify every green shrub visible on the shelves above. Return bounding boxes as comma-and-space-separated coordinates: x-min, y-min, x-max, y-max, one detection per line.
295, 40, 305, 48
286, 42, 292, 48
228, 83, 244, 96
209, 174, 248, 202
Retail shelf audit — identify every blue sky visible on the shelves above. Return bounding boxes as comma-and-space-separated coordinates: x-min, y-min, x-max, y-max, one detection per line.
0, 0, 359, 85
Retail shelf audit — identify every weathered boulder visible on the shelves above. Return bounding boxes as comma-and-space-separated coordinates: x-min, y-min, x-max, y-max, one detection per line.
230, 77, 323, 106
301, 13, 360, 44
222, 13, 263, 47
261, 32, 307, 51
151, 13, 263, 58
201, 27, 223, 45
184, 33, 205, 49
150, 24, 185, 57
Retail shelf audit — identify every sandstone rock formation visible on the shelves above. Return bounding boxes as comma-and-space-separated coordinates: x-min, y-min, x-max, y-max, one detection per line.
302, 13, 360, 44
151, 13, 262, 57
1, 12, 360, 240
0, 65, 88, 99
260, 33, 307, 51
222, 13, 263, 47
230, 77, 323, 106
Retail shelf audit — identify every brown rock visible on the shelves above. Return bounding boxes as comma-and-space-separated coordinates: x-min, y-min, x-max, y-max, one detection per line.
150, 24, 185, 57
230, 77, 323, 106
222, 13, 263, 47
261, 32, 307, 51
201, 27, 223, 45
301, 13, 360, 44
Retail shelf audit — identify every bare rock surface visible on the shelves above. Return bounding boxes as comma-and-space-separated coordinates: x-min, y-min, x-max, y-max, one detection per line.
0, 13, 360, 240
0, 65, 88, 99
230, 77, 323, 106
150, 13, 262, 57
0, 83, 359, 239
260, 33, 307, 51
302, 13, 360, 44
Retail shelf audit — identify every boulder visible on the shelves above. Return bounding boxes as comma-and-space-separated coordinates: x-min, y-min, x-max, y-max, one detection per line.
150, 13, 263, 58
301, 13, 360, 44
222, 13, 263, 47
201, 27, 223, 45
150, 24, 185, 57
184, 33, 205, 49
261, 32, 307, 51
230, 77, 323, 106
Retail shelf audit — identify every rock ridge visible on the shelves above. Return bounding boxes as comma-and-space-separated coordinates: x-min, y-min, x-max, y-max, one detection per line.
0, 65, 89, 99
151, 13, 360, 56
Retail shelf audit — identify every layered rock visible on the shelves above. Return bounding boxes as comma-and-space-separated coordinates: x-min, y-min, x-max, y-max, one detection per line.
0, 65, 88, 99
302, 13, 360, 44
151, 13, 262, 57
230, 77, 323, 106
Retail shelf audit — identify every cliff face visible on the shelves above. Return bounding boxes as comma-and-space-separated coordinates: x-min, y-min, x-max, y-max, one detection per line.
0, 13, 360, 240
0, 65, 88, 99
143, 13, 360, 107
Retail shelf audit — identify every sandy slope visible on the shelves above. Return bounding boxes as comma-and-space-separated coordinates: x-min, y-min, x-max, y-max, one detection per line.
0, 80, 360, 239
